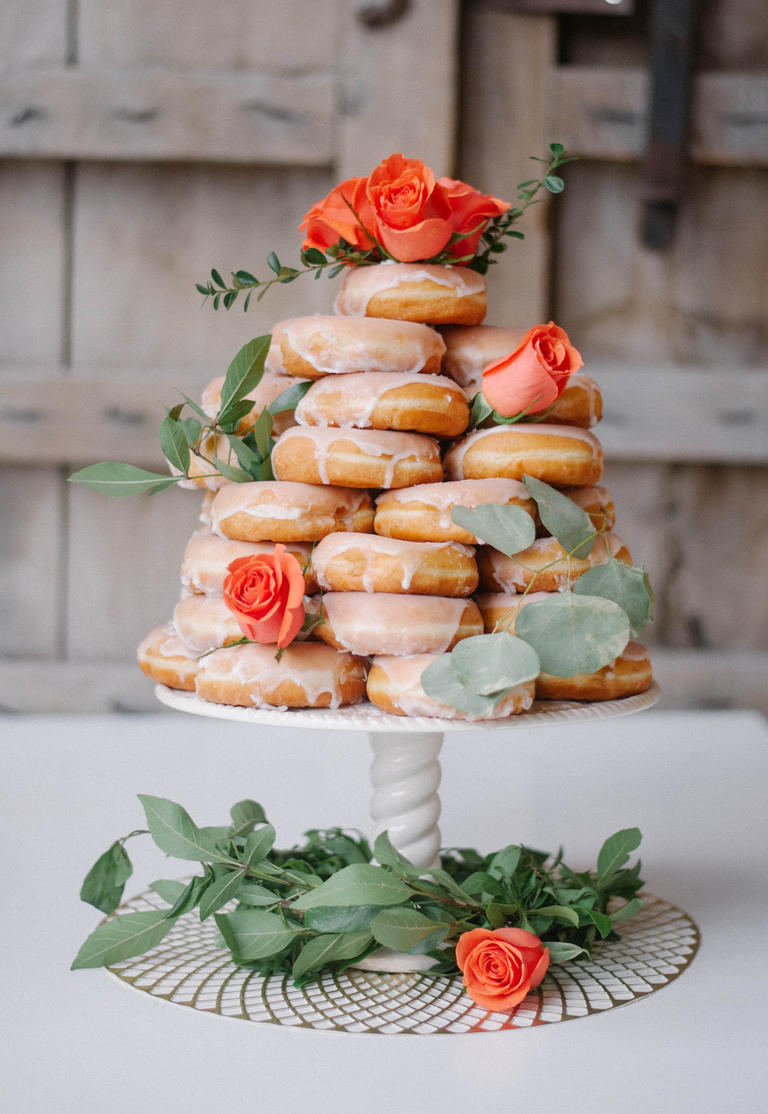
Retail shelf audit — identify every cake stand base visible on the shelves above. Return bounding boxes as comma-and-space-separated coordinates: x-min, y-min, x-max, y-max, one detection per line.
108, 885, 699, 1035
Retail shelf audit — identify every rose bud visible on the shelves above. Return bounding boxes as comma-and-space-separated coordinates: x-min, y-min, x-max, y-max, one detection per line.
222, 546, 305, 649
456, 926, 550, 1013
481, 321, 583, 418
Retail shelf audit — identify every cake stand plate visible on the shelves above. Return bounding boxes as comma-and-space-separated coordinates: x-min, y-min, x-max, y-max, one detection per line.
107, 885, 699, 1035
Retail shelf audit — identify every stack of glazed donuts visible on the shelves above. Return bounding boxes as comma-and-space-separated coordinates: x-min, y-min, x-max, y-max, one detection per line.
139, 259, 651, 715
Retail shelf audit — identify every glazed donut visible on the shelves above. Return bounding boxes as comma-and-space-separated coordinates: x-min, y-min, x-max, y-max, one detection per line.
137, 622, 199, 691
335, 263, 487, 325
374, 478, 535, 543
196, 642, 368, 709
172, 432, 232, 492
475, 590, 551, 633
180, 531, 315, 596
440, 325, 527, 387
310, 533, 478, 596
271, 426, 443, 490
316, 593, 484, 656
295, 372, 469, 438
210, 481, 374, 543
477, 532, 631, 593
549, 485, 615, 532
444, 424, 603, 487
199, 490, 216, 527
537, 642, 653, 702
265, 316, 445, 379
367, 654, 535, 720
172, 595, 243, 653
201, 371, 305, 437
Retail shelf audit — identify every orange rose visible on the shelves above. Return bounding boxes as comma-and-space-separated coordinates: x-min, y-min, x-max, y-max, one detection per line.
222, 546, 305, 649
438, 177, 509, 258
456, 926, 549, 1013
366, 154, 453, 262
300, 176, 376, 254
481, 321, 583, 417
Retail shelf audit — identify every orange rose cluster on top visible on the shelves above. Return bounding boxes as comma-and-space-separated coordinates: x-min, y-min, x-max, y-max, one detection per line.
300, 153, 509, 264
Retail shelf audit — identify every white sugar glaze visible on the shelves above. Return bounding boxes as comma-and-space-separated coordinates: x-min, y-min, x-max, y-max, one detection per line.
441, 324, 528, 386
210, 481, 370, 535
138, 622, 198, 660
335, 262, 486, 317
296, 371, 462, 429
199, 643, 360, 709
322, 592, 470, 655
173, 596, 240, 653
481, 533, 628, 592
180, 531, 311, 595
269, 315, 445, 375
311, 533, 474, 593
371, 654, 534, 720
444, 423, 602, 479
376, 477, 531, 531
274, 426, 440, 487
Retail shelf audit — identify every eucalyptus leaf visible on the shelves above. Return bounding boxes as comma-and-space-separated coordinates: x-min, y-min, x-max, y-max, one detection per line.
79, 841, 133, 914
158, 416, 190, 475
71, 910, 173, 970
450, 632, 540, 696
370, 907, 450, 954
291, 864, 414, 911
230, 800, 266, 833
421, 655, 505, 717
451, 503, 535, 556
214, 909, 299, 961
574, 562, 654, 637
199, 869, 247, 920
523, 474, 595, 556
218, 335, 270, 418
67, 463, 179, 498
137, 795, 235, 864
596, 828, 642, 886
292, 931, 373, 980
514, 593, 630, 677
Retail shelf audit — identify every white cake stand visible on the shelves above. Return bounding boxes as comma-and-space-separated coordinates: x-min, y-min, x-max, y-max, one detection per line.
154, 682, 660, 972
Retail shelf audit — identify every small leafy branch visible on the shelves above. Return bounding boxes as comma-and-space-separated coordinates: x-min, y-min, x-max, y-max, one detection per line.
422, 476, 654, 716
73, 793, 644, 982
67, 335, 308, 497
195, 144, 575, 311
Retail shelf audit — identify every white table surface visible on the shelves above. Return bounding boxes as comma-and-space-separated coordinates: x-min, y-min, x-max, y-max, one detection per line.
1, 708, 766, 1114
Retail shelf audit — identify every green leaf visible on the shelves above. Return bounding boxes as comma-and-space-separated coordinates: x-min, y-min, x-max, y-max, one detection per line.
67, 463, 179, 498
252, 406, 274, 460
268, 380, 312, 415
533, 904, 580, 927
574, 562, 654, 637
223, 433, 263, 476
450, 632, 540, 696
71, 910, 174, 970
216, 397, 255, 431
468, 391, 494, 429
215, 909, 299, 961
301, 247, 326, 265
210, 268, 225, 288
158, 416, 190, 474
523, 474, 595, 556
577, 907, 613, 938
234, 270, 257, 285
370, 907, 450, 954
549, 142, 564, 154
546, 941, 587, 965
373, 831, 420, 877
451, 503, 535, 556
426, 867, 480, 906
596, 828, 642, 886
514, 593, 630, 677
199, 869, 247, 920
266, 251, 281, 275
164, 874, 209, 919
196, 283, 211, 296
487, 844, 522, 880
208, 453, 253, 483
485, 901, 506, 929
421, 655, 504, 717
180, 417, 202, 447
303, 905, 383, 933
150, 879, 188, 905
243, 823, 276, 866
137, 794, 235, 864
610, 897, 643, 924
219, 335, 270, 418
79, 841, 133, 914
236, 881, 280, 907
292, 931, 373, 980
230, 799, 266, 833
291, 864, 415, 911
543, 175, 565, 194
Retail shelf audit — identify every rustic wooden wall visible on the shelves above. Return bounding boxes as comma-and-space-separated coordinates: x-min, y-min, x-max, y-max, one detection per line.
1, 0, 766, 712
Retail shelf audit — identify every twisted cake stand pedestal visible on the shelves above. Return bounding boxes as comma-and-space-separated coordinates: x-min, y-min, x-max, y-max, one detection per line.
155, 682, 660, 973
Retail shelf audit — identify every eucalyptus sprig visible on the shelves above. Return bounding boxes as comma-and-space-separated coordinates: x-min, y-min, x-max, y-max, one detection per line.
421, 476, 654, 715
68, 335, 307, 497
196, 144, 575, 310
73, 793, 644, 983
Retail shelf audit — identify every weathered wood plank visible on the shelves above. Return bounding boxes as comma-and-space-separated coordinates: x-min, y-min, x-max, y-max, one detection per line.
0, 1, 67, 65
1, 650, 766, 715
3, 366, 766, 465
550, 68, 768, 165
337, 0, 459, 177
459, 8, 556, 324
0, 68, 335, 164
